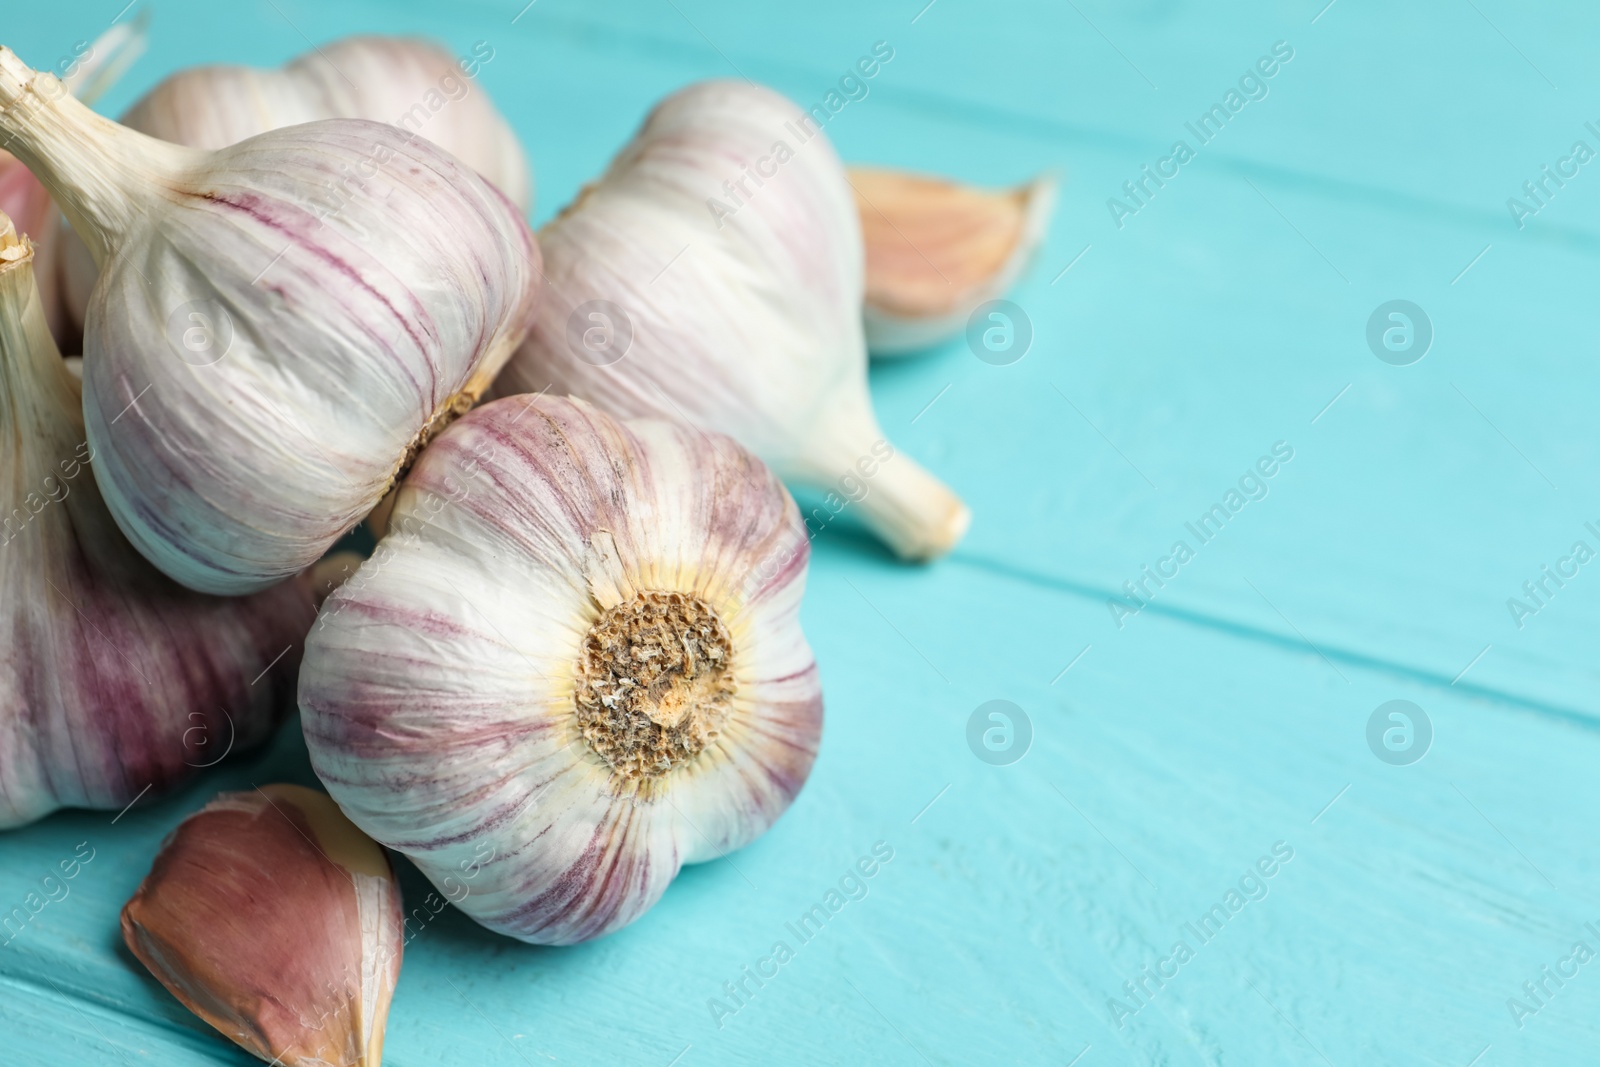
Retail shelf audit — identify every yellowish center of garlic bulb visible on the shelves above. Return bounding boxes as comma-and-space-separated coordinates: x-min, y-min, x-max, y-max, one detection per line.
574, 591, 735, 780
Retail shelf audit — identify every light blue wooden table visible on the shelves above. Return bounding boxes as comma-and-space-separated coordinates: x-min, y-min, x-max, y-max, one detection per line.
5, 1, 1599, 1063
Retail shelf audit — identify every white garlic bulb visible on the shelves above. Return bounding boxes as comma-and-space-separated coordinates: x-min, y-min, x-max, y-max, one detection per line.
60, 34, 531, 333
852, 166, 1056, 356
492, 80, 969, 562
0, 46, 542, 595
0, 212, 312, 829
300, 396, 822, 944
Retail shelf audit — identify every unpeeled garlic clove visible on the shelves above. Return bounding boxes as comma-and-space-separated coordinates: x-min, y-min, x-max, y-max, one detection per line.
122, 784, 403, 1067
301, 395, 822, 944
60, 34, 531, 334
0, 210, 311, 829
851, 166, 1057, 357
493, 80, 969, 563
0, 46, 542, 594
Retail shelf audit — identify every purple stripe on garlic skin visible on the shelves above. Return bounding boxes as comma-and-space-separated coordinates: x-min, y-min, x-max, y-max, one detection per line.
493, 80, 970, 562
0, 214, 311, 829
0, 47, 542, 595
301, 396, 822, 945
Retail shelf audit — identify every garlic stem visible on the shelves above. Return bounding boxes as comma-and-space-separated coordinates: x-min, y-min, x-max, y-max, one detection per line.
804, 402, 971, 561
0, 47, 197, 265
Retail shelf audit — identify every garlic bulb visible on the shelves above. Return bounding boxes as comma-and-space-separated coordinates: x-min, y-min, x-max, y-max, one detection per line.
852, 167, 1057, 356
60, 34, 531, 333
0, 17, 148, 344
0, 46, 542, 594
0, 212, 311, 829
492, 80, 969, 562
301, 396, 822, 944
122, 784, 403, 1067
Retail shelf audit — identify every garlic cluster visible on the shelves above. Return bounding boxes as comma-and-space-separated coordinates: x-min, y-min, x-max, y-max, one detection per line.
301, 396, 822, 944
0, 46, 542, 594
852, 166, 1056, 356
61, 34, 531, 333
0, 211, 311, 829
493, 80, 970, 562
122, 784, 403, 1067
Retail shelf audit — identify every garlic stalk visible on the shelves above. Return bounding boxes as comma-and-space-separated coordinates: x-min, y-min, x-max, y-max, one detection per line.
122, 784, 403, 1067
0, 46, 542, 595
852, 166, 1057, 356
301, 396, 822, 944
60, 34, 531, 333
0, 211, 311, 829
0, 17, 148, 344
492, 80, 969, 562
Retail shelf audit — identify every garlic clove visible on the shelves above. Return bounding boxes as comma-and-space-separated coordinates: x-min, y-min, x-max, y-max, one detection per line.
493, 80, 970, 562
61, 34, 532, 336
0, 46, 542, 595
852, 166, 1058, 356
301, 395, 822, 945
0, 209, 312, 828
122, 784, 403, 1067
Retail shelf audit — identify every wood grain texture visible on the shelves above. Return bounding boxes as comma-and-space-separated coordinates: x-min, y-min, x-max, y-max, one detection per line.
2, 0, 1597, 1063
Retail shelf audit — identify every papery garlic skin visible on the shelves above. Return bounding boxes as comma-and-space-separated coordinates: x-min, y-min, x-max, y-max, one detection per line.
0, 215, 310, 829
0, 18, 149, 346
493, 80, 969, 562
853, 167, 1057, 356
0, 47, 542, 594
122, 784, 403, 1067
61, 34, 531, 332
301, 396, 822, 944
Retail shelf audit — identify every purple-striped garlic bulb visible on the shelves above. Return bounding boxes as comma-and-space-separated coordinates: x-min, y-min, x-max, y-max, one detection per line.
60, 34, 531, 334
0, 212, 311, 829
492, 80, 970, 563
0, 46, 542, 595
300, 396, 822, 944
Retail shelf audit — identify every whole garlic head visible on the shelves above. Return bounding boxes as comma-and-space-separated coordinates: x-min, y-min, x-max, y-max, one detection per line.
0, 212, 311, 829
493, 80, 970, 562
300, 396, 822, 944
0, 46, 542, 594
60, 35, 532, 333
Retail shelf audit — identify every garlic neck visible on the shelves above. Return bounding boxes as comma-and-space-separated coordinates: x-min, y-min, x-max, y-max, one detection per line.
573, 591, 735, 784
0, 47, 199, 266
802, 398, 971, 563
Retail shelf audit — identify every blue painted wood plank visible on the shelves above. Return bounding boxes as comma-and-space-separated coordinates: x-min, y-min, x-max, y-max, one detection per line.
1, 1, 1597, 1064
